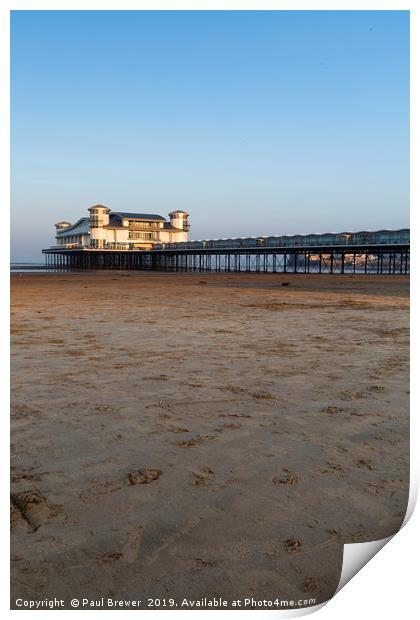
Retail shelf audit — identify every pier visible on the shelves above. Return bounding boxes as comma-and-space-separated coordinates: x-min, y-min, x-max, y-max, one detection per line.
42, 243, 410, 274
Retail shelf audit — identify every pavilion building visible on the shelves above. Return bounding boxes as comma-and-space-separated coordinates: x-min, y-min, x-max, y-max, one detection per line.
53, 205, 189, 250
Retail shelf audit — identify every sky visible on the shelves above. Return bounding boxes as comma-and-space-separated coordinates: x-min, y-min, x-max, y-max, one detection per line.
11, 10, 409, 261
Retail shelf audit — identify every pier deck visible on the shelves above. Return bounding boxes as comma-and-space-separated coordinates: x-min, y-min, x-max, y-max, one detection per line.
42, 244, 410, 274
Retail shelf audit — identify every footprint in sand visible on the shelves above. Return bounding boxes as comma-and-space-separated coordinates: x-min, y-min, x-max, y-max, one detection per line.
215, 422, 242, 432
321, 405, 344, 414
127, 469, 162, 485
319, 462, 344, 475
223, 385, 245, 395
368, 385, 385, 392
11, 404, 40, 420
98, 552, 123, 564
251, 391, 276, 400
218, 412, 251, 419
10, 490, 60, 531
272, 469, 299, 485
340, 390, 363, 401
121, 525, 143, 564
283, 538, 303, 554
192, 467, 215, 487
178, 435, 216, 448
11, 470, 43, 484
303, 577, 318, 592
192, 557, 219, 571
365, 481, 394, 497
11, 500, 31, 533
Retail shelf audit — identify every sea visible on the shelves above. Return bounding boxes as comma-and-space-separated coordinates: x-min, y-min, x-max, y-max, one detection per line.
11, 262, 52, 273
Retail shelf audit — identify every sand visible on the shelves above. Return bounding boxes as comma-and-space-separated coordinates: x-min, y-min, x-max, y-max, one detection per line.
10, 272, 409, 609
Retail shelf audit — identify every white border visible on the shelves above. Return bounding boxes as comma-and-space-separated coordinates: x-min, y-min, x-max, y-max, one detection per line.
2, 2, 417, 618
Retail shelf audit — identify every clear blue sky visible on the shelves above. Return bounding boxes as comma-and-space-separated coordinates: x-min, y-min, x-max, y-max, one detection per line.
11, 10, 409, 261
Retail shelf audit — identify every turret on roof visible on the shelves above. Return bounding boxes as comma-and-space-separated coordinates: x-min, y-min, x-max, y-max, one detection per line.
88, 204, 111, 212
169, 210, 189, 216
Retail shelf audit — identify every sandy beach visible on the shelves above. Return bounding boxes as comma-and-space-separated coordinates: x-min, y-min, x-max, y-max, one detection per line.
10, 272, 409, 609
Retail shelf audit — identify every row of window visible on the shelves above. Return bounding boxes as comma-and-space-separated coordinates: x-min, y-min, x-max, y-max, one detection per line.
157, 230, 410, 250
90, 217, 104, 227
129, 232, 155, 240
56, 234, 85, 245
128, 220, 157, 228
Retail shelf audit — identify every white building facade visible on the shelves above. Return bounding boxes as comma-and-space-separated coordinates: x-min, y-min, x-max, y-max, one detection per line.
54, 205, 189, 250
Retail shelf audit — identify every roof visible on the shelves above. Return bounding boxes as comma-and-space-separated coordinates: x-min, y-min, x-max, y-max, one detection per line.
169, 210, 189, 216
56, 217, 90, 234
111, 212, 166, 221
163, 223, 184, 231
185, 229, 410, 243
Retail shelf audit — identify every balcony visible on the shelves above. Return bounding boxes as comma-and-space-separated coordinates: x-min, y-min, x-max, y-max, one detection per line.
128, 224, 162, 231
50, 243, 84, 249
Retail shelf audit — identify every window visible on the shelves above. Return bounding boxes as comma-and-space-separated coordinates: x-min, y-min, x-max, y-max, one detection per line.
129, 232, 154, 240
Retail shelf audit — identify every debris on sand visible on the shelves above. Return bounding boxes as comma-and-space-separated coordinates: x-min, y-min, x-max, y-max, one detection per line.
127, 469, 162, 485
283, 538, 303, 553
357, 459, 374, 470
